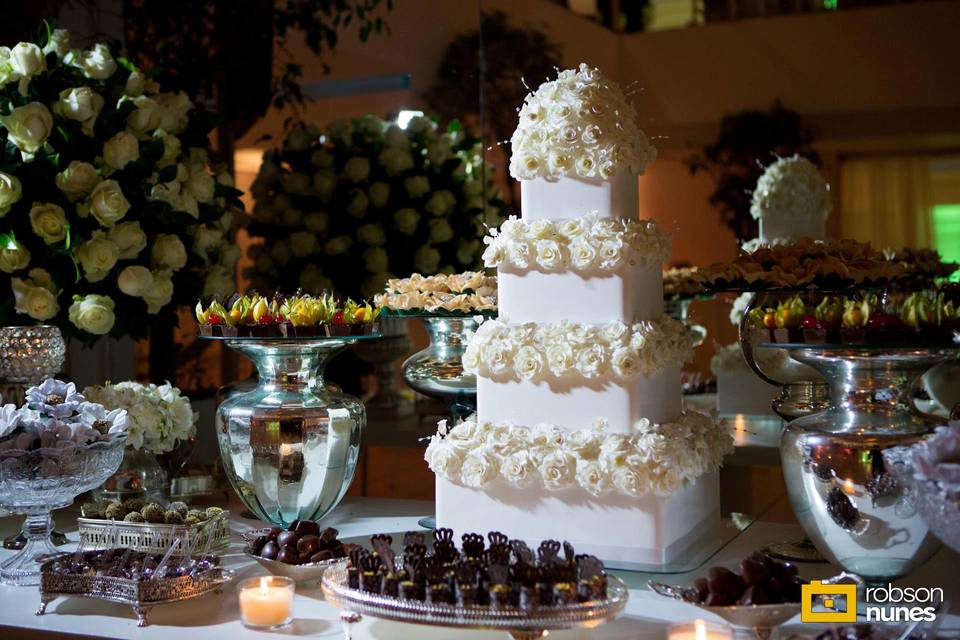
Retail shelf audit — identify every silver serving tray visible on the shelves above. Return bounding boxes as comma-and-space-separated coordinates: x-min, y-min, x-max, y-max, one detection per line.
36, 552, 234, 627
322, 560, 628, 638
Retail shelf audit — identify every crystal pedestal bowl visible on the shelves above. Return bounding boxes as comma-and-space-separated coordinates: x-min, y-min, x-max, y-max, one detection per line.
0, 434, 126, 585
204, 335, 374, 528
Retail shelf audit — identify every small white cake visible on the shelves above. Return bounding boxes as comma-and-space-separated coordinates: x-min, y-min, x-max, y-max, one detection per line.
426, 64, 732, 568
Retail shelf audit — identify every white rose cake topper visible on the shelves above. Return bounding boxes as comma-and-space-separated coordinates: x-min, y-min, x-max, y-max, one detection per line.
509, 63, 657, 181
0, 28, 242, 341
750, 154, 831, 222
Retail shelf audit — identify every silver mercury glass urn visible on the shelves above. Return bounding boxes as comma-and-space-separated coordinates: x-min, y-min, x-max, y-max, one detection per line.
780, 345, 951, 584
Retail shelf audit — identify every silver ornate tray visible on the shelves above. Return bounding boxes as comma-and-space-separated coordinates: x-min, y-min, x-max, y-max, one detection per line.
78, 511, 230, 555
36, 553, 234, 627
322, 561, 628, 640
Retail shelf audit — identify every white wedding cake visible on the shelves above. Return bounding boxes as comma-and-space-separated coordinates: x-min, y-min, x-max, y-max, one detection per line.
749, 153, 831, 246
426, 64, 733, 568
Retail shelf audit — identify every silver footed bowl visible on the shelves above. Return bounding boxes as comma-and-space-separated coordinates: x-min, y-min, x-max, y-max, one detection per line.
241, 528, 343, 583
0, 434, 127, 585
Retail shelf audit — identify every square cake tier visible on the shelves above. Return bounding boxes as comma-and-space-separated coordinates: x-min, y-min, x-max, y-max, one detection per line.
436, 472, 720, 568
717, 370, 780, 416
477, 365, 681, 434
497, 265, 663, 324
520, 174, 639, 221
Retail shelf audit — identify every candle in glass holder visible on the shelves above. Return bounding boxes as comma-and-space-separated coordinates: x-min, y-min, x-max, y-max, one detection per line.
667, 619, 734, 640
238, 575, 294, 629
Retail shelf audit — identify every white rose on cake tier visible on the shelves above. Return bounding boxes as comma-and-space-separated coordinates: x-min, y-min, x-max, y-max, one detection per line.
461, 447, 499, 488
539, 449, 577, 490
500, 449, 538, 488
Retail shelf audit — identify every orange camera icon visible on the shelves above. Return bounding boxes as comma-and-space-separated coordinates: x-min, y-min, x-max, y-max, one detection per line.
801, 580, 857, 623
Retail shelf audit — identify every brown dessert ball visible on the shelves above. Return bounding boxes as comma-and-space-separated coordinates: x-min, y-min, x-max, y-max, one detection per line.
184, 515, 201, 526
124, 512, 146, 523
104, 501, 128, 520
164, 510, 185, 525
205, 507, 224, 519
187, 509, 208, 521
141, 503, 166, 523
122, 497, 146, 512
168, 501, 189, 517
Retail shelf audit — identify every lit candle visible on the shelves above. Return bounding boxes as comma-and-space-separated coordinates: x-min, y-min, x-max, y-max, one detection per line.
667, 619, 734, 640
238, 575, 294, 629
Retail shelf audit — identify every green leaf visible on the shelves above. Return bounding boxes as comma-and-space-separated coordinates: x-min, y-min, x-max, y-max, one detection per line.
116, 56, 136, 73
447, 119, 461, 134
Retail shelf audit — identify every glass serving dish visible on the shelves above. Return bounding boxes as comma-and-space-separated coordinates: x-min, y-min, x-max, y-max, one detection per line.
199, 333, 379, 528
0, 434, 127, 585
322, 561, 629, 640
884, 442, 960, 553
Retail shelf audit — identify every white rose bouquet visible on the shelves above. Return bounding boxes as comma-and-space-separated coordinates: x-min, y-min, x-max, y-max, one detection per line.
246, 114, 504, 300
0, 27, 243, 341
83, 380, 195, 454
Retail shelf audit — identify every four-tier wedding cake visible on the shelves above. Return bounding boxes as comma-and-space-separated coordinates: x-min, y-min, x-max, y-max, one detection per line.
426, 64, 733, 567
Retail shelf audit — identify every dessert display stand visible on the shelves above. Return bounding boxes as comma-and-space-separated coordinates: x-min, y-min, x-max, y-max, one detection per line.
322, 560, 629, 640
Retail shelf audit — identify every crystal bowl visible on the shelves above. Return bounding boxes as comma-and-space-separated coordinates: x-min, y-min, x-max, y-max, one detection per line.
0, 434, 126, 585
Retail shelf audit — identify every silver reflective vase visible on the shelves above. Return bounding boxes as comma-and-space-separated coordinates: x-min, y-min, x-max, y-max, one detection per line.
215, 338, 365, 527
401, 317, 478, 419
780, 345, 952, 584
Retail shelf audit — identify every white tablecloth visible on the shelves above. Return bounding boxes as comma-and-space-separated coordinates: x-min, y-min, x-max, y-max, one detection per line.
0, 497, 957, 639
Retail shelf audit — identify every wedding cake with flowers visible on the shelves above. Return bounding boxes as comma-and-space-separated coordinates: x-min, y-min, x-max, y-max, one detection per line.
717, 155, 831, 416
426, 64, 733, 567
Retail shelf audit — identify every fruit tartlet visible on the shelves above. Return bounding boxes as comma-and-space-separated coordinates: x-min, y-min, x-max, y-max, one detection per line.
196, 292, 379, 338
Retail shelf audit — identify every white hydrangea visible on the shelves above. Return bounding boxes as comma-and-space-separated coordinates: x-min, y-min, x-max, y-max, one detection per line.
83, 381, 196, 454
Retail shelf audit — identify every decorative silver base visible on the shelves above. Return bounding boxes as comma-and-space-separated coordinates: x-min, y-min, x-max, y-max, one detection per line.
3, 530, 68, 550
772, 381, 830, 421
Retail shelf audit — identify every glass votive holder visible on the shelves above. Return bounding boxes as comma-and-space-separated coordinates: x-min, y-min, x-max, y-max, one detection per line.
667, 619, 734, 640
238, 575, 295, 629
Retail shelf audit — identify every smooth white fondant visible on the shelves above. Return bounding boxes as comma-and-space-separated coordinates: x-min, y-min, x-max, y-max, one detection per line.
477, 365, 681, 434
436, 472, 720, 567
498, 265, 663, 323
760, 214, 826, 243
520, 174, 638, 221
717, 370, 779, 416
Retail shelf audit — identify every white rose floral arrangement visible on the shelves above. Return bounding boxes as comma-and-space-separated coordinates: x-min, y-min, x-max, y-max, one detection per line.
373, 271, 497, 315
509, 63, 656, 181
425, 412, 732, 498
0, 27, 243, 341
462, 316, 692, 382
83, 380, 195, 454
246, 114, 504, 300
750, 154, 830, 222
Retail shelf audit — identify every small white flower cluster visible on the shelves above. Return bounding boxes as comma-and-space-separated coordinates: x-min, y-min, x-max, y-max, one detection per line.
750, 155, 830, 221
463, 316, 692, 382
0, 379, 127, 451
84, 381, 195, 454
0, 29, 239, 338
482, 212, 670, 272
373, 271, 497, 314
509, 64, 656, 181
425, 412, 732, 497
